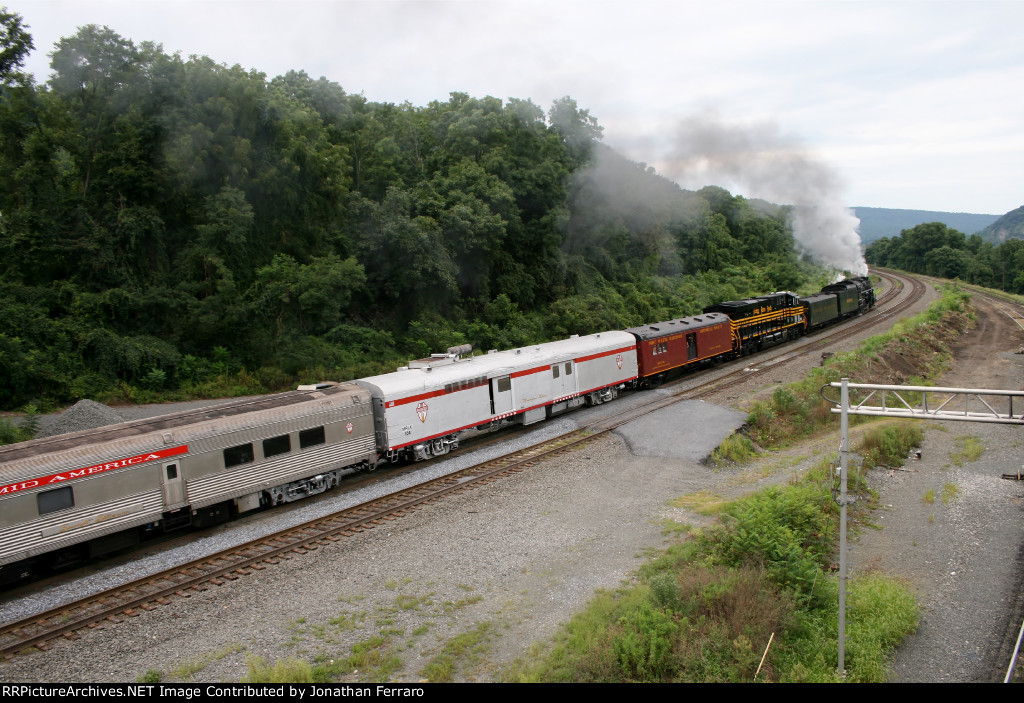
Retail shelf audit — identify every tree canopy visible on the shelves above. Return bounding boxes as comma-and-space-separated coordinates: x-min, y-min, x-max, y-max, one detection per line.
865, 221, 1019, 290
0, 19, 833, 410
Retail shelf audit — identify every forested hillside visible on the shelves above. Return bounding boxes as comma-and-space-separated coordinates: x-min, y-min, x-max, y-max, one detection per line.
865, 220, 1024, 289
0, 18, 831, 411
976, 205, 1024, 243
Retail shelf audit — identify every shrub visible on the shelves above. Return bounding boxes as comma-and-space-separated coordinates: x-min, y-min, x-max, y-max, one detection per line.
613, 603, 677, 681
648, 572, 681, 612
859, 422, 924, 468
709, 432, 759, 467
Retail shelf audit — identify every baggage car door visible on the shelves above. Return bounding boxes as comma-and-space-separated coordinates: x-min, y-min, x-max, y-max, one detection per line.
161, 462, 187, 508
551, 361, 575, 398
490, 375, 512, 416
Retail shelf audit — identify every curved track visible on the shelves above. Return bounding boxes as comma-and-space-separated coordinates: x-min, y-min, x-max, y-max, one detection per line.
0, 270, 926, 658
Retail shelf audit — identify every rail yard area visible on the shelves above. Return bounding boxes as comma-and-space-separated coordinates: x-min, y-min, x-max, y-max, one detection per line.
1, 273, 1023, 683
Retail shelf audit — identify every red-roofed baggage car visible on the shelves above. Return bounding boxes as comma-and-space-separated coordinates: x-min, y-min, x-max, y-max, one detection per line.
625, 313, 734, 387
355, 331, 638, 462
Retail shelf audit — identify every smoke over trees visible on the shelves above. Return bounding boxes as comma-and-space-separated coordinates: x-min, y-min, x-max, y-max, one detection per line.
660, 112, 867, 275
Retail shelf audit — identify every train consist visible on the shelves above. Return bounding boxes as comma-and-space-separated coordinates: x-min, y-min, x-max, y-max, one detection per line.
0, 277, 873, 583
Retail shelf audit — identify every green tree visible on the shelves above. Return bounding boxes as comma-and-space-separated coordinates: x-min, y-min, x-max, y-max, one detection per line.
548, 95, 603, 165
923, 245, 969, 279
892, 222, 964, 273
0, 6, 33, 87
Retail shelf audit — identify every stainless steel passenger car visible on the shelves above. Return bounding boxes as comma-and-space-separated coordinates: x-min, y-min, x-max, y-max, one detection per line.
355, 332, 639, 462
0, 383, 375, 581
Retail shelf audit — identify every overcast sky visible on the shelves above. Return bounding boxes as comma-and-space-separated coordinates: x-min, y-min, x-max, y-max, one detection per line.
10, 0, 1024, 215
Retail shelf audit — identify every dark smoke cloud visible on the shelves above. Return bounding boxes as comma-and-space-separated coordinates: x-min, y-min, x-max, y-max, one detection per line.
661, 111, 868, 275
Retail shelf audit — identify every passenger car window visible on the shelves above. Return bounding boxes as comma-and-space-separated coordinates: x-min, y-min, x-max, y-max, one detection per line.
299, 426, 326, 449
263, 434, 291, 458
223, 443, 255, 468
38, 486, 74, 515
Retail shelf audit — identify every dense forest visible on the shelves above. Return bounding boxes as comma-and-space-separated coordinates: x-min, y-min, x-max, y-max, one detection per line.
0, 14, 834, 411
865, 220, 1024, 291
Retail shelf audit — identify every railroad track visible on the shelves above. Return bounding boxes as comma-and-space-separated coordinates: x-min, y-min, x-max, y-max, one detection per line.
971, 292, 1024, 334
0, 270, 926, 658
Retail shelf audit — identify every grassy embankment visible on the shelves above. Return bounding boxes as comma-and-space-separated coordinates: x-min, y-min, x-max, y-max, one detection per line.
502, 285, 972, 683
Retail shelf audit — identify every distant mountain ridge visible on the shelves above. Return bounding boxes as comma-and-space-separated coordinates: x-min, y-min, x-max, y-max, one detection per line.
853, 207, 1001, 244
976, 205, 1024, 243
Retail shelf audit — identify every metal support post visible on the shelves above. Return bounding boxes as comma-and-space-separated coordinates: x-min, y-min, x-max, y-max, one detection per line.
838, 378, 848, 676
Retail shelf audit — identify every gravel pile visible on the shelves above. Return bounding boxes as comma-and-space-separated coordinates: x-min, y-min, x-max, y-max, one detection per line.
34, 399, 130, 438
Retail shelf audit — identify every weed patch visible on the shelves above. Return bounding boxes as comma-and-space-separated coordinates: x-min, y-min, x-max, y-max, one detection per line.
859, 421, 924, 468
941, 483, 961, 505
951, 436, 983, 466
709, 432, 760, 467
670, 490, 728, 515
421, 622, 495, 682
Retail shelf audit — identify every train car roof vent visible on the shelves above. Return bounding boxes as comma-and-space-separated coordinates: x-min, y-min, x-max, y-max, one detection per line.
409, 354, 456, 369
298, 382, 335, 391
488, 349, 497, 354
162, 432, 173, 445
650, 325, 659, 331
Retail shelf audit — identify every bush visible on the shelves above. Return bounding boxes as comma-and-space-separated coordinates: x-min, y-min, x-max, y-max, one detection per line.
648, 572, 681, 611
859, 422, 924, 468
613, 603, 677, 681
709, 432, 759, 467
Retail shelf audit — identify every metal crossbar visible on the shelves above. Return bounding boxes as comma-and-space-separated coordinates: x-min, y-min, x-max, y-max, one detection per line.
828, 382, 1024, 425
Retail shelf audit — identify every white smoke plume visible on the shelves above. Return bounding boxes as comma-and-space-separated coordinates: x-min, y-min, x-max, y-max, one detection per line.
660, 112, 867, 275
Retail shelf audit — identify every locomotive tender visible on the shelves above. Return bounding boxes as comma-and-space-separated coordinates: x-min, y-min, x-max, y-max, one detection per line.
0, 277, 873, 583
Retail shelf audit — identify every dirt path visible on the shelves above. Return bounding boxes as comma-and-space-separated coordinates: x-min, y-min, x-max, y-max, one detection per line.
852, 299, 1024, 682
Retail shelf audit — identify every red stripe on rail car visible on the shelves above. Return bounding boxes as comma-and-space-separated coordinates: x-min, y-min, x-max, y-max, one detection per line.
510, 365, 549, 379
0, 445, 190, 497
574, 345, 636, 363
387, 389, 447, 408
